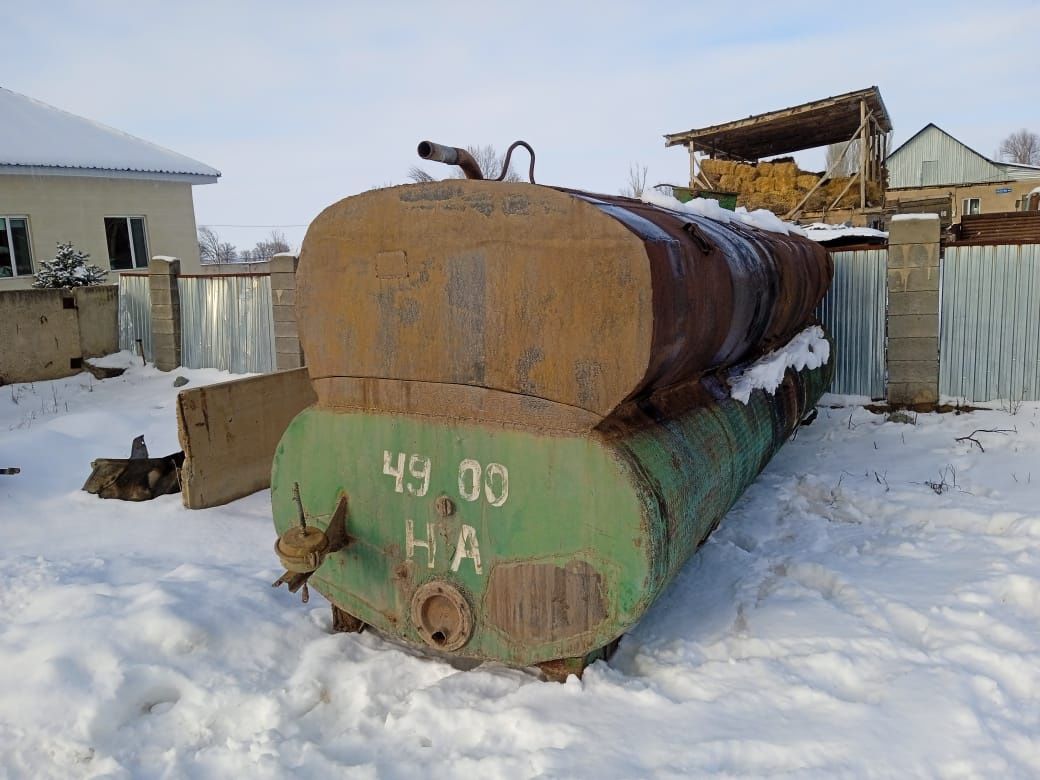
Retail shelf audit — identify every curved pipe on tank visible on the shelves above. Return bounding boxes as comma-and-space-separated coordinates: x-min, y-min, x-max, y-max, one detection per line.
417, 141, 484, 180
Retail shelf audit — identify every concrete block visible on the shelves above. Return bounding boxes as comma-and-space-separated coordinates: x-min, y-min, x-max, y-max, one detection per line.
888, 243, 939, 269
888, 267, 940, 293
274, 320, 299, 338
153, 341, 179, 360
177, 368, 316, 509
272, 288, 296, 306
151, 303, 180, 322
888, 290, 939, 316
276, 336, 302, 354
888, 381, 939, 406
148, 280, 178, 299
270, 272, 297, 291
148, 274, 173, 292
152, 331, 178, 348
272, 304, 297, 322
152, 317, 179, 336
149, 257, 181, 275
888, 359, 939, 383
148, 284, 176, 304
889, 314, 938, 339
152, 334, 180, 371
888, 216, 940, 246
154, 349, 180, 372
888, 337, 938, 362
276, 352, 304, 370
270, 254, 299, 275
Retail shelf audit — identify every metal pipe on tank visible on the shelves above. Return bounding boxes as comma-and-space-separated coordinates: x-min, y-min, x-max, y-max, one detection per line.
416, 141, 484, 180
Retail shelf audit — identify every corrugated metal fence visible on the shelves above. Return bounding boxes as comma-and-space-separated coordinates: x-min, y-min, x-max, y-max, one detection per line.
818, 248, 888, 398
118, 273, 275, 374
117, 274, 152, 361
179, 275, 276, 374
940, 244, 1040, 402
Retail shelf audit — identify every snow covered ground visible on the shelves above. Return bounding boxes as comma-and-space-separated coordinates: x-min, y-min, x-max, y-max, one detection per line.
2, 362, 1039, 778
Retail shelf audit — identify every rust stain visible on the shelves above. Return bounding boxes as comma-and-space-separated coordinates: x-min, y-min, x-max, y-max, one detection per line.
485, 559, 608, 643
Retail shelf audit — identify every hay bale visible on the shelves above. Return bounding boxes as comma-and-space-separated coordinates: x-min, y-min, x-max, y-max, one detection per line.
698, 156, 877, 216
732, 166, 757, 184
702, 159, 735, 177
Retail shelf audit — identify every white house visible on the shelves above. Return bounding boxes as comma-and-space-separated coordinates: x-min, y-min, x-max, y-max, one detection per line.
0, 86, 219, 288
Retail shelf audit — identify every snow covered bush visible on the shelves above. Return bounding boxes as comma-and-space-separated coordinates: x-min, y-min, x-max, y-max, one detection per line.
32, 241, 108, 288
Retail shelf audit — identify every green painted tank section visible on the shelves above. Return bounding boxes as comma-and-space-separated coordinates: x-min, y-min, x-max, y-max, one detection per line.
271, 361, 832, 667
670, 186, 739, 210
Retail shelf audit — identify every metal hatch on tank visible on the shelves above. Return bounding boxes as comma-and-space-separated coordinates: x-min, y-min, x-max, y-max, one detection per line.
270, 139, 834, 680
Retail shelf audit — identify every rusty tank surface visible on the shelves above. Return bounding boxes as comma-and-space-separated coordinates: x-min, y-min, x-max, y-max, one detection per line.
271, 142, 834, 679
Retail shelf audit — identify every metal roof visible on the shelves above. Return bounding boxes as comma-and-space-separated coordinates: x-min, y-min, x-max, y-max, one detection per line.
0, 86, 220, 183
887, 123, 1040, 188
664, 87, 892, 160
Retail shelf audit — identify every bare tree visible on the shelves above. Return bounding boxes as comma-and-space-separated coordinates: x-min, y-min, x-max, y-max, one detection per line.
406, 166, 435, 183
240, 230, 291, 262
407, 144, 521, 183
999, 129, 1040, 166
468, 144, 521, 181
825, 139, 859, 177
198, 226, 238, 264
619, 162, 648, 198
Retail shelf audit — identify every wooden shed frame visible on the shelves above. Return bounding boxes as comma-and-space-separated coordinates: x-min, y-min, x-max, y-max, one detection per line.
664, 87, 892, 219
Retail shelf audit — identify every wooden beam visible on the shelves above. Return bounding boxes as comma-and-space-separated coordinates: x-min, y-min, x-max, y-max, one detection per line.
859, 100, 868, 210
784, 111, 873, 220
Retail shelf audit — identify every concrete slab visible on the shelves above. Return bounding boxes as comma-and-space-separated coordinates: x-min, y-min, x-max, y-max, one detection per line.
176, 368, 317, 509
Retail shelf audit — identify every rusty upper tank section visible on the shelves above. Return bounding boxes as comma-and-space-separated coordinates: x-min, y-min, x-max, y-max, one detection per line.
296, 177, 831, 432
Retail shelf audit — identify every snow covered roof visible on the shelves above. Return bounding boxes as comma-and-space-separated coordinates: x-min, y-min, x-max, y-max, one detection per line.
0, 87, 219, 183
801, 222, 888, 245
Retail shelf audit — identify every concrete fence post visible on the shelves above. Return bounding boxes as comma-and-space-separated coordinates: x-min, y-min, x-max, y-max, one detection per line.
886, 215, 940, 407
149, 256, 181, 371
271, 253, 305, 370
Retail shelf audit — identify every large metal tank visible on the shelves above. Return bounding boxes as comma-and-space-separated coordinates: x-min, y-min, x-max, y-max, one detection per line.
271, 148, 833, 678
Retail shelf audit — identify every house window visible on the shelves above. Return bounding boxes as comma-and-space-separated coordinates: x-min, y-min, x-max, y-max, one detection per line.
0, 217, 34, 278
105, 216, 149, 270
962, 198, 981, 216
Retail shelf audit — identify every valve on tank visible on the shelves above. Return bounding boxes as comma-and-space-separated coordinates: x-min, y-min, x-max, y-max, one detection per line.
272, 482, 347, 603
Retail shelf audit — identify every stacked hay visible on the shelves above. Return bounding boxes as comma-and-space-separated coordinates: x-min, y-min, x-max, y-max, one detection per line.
699, 158, 878, 215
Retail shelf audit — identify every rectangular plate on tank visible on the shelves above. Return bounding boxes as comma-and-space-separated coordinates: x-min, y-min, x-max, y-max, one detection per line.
376, 250, 409, 279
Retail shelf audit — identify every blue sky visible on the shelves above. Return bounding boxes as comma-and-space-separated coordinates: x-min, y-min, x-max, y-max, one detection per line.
6, 1, 1040, 250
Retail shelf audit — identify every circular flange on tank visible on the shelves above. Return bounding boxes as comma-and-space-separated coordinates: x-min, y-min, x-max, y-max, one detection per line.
410, 580, 473, 651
